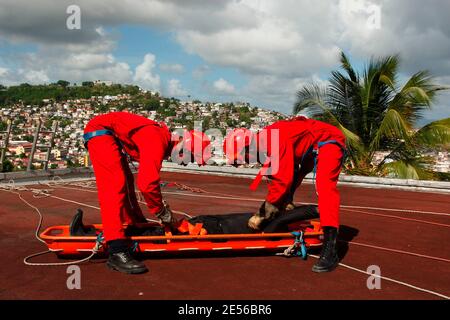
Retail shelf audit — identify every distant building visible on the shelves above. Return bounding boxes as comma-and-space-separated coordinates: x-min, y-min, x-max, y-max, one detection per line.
8, 141, 32, 155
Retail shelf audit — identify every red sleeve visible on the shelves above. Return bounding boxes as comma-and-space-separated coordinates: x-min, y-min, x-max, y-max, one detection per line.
265, 142, 294, 206
132, 126, 166, 215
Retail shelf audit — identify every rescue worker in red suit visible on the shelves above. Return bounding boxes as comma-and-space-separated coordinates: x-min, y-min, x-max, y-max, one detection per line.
223, 116, 346, 272
84, 112, 211, 274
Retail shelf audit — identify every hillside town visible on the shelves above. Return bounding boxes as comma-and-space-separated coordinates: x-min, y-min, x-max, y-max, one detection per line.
0, 89, 283, 171
0, 83, 448, 176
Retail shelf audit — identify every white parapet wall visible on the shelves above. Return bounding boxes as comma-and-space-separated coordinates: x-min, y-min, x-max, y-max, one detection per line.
161, 162, 450, 194
0, 167, 95, 185
1, 163, 449, 193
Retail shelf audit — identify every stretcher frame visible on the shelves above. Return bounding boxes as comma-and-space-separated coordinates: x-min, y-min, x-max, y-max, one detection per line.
40, 220, 323, 257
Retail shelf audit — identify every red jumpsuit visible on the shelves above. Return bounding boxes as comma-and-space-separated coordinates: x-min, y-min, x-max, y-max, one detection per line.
84, 112, 172, 242
255, 117, 346, 228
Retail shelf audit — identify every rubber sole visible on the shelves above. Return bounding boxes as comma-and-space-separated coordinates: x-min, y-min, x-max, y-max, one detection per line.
106, 261, 149, 275
311, 259, 339, 273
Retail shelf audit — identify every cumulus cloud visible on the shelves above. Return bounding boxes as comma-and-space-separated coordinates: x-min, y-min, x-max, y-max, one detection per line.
0, 0, 449, 115
213, 78, 235, 95
166, 79, 187, 97
21, 69, 50, 84
133, 53, 161, 91
337, 0, 450, 76
192, 65, 210, 79
0, 65, 50, 85
159, 63, 185, 74
1, 1, 449, 78
0, 67, 8, 77
0, 48, 133, 86
0, 18, 133, 85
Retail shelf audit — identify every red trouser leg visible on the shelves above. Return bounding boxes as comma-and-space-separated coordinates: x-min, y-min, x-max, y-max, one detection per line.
315, 144, 343, 228
88, 135, 142, 242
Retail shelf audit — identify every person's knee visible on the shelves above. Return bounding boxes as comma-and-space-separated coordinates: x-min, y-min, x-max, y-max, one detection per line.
103, 171, 128, 194
316, 175, 337, 188
137, 176, 159, 194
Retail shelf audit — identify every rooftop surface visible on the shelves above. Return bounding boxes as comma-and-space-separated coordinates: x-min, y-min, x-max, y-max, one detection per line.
0, 171, 449, 300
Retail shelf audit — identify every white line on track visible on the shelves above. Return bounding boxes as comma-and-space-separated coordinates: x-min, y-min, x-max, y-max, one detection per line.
44, 191, 450, 264
163, 191, 450, 217
8, 186, 449, 300
309, 254, 450, 300
341, 208, 450, 228
343, 240, 450, 263
47, 185, 450, 228
48, 195, 100, 210
43, 182, 450, 217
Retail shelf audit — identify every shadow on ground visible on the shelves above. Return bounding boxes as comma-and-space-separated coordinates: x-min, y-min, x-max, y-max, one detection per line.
337, 225, 359, 260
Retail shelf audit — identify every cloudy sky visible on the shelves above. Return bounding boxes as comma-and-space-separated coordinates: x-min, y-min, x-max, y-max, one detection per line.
0, 0, 449, 123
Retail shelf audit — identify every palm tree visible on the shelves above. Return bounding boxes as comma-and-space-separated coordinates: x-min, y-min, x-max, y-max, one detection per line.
294, 52, 450, 179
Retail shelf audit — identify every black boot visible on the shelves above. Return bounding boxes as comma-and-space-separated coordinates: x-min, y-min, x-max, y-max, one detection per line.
106, 240, 148, 274
312, 227, 339, 273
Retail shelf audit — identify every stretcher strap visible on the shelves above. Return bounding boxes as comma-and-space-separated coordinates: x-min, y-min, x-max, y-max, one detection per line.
83, 129, 114, 147
310, 140, 346, 196
280, 231, 307, 259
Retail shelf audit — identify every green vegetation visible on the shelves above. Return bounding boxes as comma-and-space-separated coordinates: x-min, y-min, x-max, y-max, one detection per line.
1, 159, 14, 173
0, 120, 7, 131
294, 52, 450, 180
0, 82, 140, 106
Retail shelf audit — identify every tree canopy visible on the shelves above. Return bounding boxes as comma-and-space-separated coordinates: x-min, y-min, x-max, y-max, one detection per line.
294, 52, 450, 180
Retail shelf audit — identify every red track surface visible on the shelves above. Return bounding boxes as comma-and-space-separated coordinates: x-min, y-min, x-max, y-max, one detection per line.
0, 172, 449, 300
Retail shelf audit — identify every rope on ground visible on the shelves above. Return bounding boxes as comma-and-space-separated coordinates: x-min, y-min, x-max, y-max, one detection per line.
8, 177, 450, 217
42, 176, 97, 189
170, 182, 207, 193
35, 183, 450, 266
45, 177, 450, 219
0, 176, 192, 266
45, 177, 193, 219
161, 180, 450, 217
0, 179, 103, 266
4, 177, 449, 298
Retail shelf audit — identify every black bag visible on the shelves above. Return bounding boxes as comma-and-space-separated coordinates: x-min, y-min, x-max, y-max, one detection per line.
188, 213, 254, 234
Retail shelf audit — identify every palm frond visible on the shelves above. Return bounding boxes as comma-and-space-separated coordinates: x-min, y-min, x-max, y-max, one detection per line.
337, 123, 364, 155
378, 54, 400, 81
382, 159, 435, 180
293, 51, 448, 181
293, 83, 328, 115
360, 56, 399, 141
293, 82, 363, 154
370, 108, 411, 151
339, 52, 359, 82
382, 160, 419, 179
389, 71, 446, 126
414, 118, 450, 146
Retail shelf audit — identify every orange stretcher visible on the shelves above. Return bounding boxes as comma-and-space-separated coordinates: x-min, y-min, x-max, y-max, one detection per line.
40, 219, 323, 257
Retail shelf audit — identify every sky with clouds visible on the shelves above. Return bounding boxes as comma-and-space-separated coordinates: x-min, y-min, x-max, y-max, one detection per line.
0, 0, 449, 124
